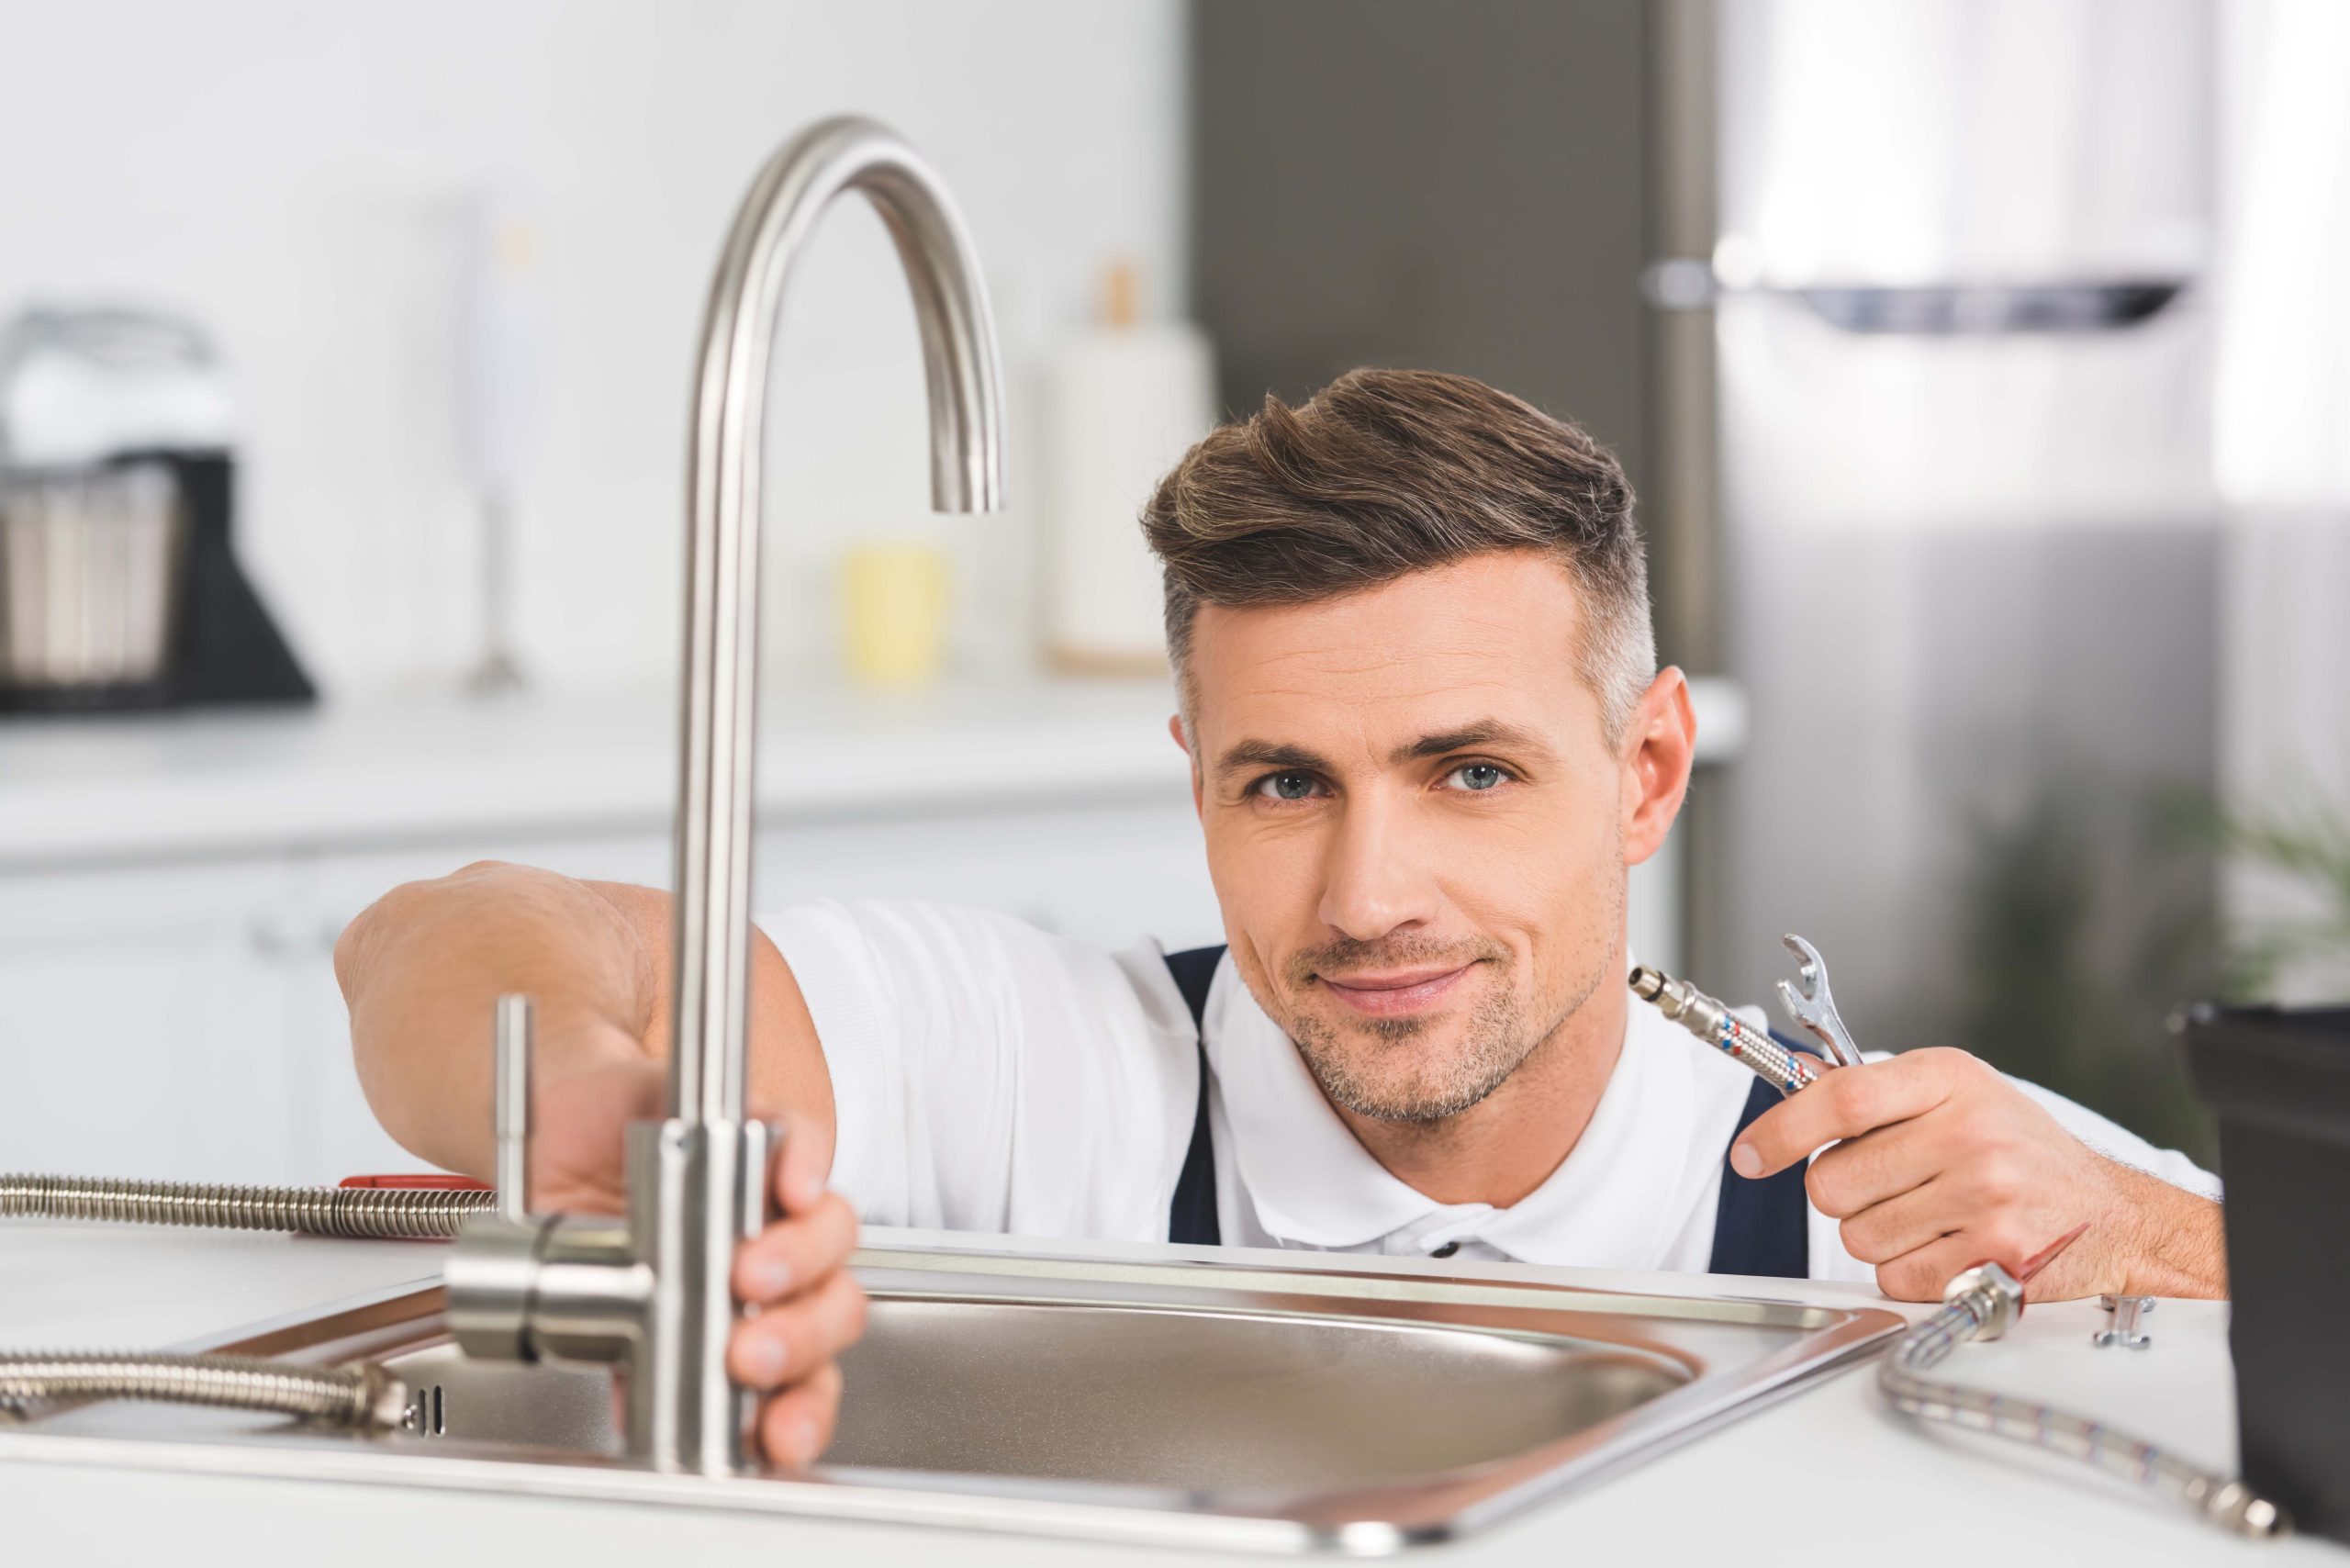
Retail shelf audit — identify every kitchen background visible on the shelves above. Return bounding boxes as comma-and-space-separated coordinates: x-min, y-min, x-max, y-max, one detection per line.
2, 0, 2344, 1191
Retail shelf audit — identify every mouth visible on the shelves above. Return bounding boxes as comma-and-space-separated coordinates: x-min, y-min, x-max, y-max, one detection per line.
1316, 962, 1477, 1019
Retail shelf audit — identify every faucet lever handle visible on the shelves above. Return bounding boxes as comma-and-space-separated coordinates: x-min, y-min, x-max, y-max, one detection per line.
494, 993, 534, 1221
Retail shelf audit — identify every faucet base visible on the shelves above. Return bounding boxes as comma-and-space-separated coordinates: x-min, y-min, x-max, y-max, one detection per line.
442, 1118, 770, 1473
623, 1115, 772, 1473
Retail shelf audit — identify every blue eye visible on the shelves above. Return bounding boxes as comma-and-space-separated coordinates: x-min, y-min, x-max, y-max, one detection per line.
1449, 763, 1507, 792
1255, 771, 1323, 801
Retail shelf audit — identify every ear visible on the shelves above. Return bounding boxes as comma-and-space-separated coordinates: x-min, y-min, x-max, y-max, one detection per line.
1169, 713, 1204, 821
1620, 668, 1696, 868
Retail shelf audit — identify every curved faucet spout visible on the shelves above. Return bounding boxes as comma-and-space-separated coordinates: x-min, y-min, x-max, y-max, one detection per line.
446, 116, 1003, 1479
663, 116, 1002, 1472
675, 116, 1005, 1130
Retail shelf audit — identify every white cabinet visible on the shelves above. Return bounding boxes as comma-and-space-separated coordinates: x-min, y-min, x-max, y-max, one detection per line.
1, 861, 308, 1183
1, 798, 1223, 1187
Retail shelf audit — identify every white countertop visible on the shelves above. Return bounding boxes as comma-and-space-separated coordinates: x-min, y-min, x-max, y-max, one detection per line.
0, 675, 1750, 870
0, 1220, 2319, 1568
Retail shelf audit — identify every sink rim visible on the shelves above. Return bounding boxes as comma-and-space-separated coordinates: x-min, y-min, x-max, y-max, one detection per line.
0, 1242, 1905, 1554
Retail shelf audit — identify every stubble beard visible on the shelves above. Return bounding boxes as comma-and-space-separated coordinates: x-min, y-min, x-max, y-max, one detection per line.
1281, 880, 1625, 1127
1291, 970, 1528, 1124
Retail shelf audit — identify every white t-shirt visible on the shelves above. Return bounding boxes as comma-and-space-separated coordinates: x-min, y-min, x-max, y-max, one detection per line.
767, 899, 2220, 1282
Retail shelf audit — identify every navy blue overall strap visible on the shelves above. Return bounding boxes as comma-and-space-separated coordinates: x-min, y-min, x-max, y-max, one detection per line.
1163, 945, 1226, 1246
1162, 944, 1816, 1275
1704, 1031, 1820, 1280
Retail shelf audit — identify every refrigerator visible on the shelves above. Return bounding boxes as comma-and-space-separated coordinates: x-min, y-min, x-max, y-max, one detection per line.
1659, 0, 2222, 1150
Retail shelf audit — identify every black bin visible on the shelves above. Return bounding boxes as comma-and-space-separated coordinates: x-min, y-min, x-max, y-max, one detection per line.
2184, 1003, 2350, 1546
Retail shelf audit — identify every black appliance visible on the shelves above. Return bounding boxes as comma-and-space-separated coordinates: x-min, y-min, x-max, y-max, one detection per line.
2185, 1003, 2350, 1547
0, 308, 313, 714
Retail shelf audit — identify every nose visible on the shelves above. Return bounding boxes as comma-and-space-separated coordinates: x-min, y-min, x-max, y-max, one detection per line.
1315, 792, 1440, 943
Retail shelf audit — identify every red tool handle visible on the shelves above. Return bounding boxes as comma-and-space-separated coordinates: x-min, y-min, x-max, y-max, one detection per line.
337, 1173, 493, 1191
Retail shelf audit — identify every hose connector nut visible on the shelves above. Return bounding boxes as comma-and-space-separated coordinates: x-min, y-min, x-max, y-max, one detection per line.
1942, 1260, 2024, 1340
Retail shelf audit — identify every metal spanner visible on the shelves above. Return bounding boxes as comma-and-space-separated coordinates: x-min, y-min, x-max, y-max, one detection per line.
1774, 933, 1865, 1068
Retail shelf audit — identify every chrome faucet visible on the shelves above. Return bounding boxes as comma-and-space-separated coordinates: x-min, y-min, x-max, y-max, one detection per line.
444, 116, 1005, 1474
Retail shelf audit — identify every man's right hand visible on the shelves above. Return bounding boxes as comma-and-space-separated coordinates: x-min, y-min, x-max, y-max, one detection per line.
532, 1059, 864, 1464
530, 1055, 668, 1216
337, 860, 853, 1465
725, 1110, 867, 1466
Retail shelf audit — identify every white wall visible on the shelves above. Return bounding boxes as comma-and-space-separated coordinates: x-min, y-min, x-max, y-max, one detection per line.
2213, 0, 2350, 1002
0, 0, 1190, 693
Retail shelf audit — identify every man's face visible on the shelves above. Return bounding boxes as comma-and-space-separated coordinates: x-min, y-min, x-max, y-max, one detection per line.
1181, 552, 1683, 1126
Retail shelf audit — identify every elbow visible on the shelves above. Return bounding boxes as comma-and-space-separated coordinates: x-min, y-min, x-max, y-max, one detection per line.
335, 859, 520, 999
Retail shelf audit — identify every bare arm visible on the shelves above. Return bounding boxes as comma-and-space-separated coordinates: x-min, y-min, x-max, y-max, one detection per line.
336, 859, 834, 1186
334, 859, 856, 1465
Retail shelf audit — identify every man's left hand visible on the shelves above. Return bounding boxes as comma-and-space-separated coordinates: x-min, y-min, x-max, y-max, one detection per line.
1730, 1047, 2226, 1303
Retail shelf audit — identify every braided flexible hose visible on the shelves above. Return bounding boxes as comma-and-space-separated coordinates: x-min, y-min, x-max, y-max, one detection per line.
1880, 1296, 2288, 1539
0, 1351, 408, 1431
1, 1173, 497, 1238
1629, 965, 1826, 1095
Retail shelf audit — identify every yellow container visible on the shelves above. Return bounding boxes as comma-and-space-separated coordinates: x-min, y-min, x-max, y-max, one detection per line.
838, 543, 951, 689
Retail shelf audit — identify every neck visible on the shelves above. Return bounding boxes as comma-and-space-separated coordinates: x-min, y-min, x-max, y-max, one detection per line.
1334, 966, 1628, 1208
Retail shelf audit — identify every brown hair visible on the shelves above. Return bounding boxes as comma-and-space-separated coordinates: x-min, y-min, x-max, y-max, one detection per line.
1141, 367, 1654, 741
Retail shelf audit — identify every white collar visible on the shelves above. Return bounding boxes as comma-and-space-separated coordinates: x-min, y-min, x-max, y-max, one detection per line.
1202, 953, 1737, 1268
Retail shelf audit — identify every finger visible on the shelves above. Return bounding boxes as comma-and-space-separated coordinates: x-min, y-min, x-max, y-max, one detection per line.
1874, 1231, 1983, 1304
1836, 1177, 1958, 1265
757, 1359, 844, 1469
769, 1110, 838, 1216
1874, 1216, 2086, 1305
733, 1191, 859, 1305
726, 1270, 869, 1391
1732, 1050, 1970, 1179
1802, 1113, 1953, 1218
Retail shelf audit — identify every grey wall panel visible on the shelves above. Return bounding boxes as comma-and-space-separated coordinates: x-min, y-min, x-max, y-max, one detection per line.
1191, 0, 1651, 493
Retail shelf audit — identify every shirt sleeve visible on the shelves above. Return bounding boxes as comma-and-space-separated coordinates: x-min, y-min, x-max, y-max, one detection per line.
759, 899, 1198, 1243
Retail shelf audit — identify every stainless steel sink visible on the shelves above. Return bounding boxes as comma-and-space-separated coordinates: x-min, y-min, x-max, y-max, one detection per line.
1, 1245, 1901, 1553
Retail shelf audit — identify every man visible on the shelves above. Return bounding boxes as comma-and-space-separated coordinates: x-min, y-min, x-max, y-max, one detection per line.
338, 368, 2225, 1467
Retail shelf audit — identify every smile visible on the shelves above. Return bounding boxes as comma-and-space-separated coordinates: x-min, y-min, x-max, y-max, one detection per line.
1318, 963, 1476, 1018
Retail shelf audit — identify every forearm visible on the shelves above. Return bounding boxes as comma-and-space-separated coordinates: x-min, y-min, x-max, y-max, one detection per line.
337, 862, 663, 1177
2116, 1164, 2230, 1299
338, 861, 834, 1183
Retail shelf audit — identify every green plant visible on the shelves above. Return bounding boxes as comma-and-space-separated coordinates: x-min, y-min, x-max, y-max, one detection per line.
2163, 786, 2350, 1002
1956, 778, 2219, 1165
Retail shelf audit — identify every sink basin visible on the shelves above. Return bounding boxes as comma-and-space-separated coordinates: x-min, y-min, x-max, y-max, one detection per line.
381, 1293, 1685, 1489
1, 1244, 1901, 1552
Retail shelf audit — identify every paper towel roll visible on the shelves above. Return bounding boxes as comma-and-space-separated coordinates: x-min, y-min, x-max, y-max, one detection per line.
1038, 315, 1216, 673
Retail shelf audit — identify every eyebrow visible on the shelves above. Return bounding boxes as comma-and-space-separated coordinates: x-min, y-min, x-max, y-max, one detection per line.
1213, 720, 1554, 779
1214, 739, 1335, 778
1386, 720, 1552, 767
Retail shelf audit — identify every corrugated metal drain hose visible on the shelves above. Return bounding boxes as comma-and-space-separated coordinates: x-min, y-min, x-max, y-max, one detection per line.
0, 1352, 407, 1432
2, 1172, 480, 1429
2, 1172, 497, 1238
